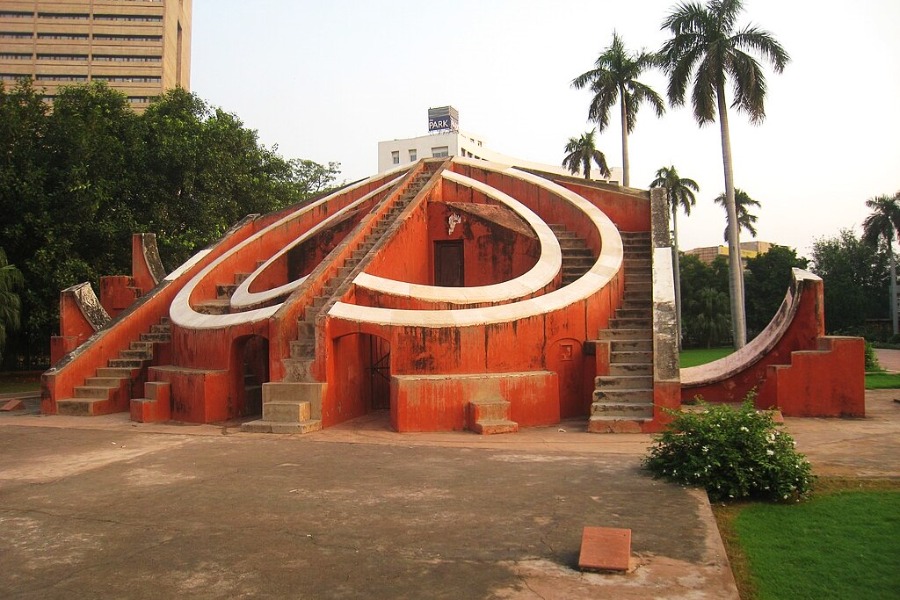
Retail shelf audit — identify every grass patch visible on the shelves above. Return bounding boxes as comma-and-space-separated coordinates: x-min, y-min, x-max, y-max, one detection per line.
714, 478, 900, 599
680, 347, 732, 368
0, 372, 41, 395
865, 373, 900, 389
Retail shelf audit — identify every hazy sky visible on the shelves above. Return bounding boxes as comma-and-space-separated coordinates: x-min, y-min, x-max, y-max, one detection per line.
191, 0, 900, 257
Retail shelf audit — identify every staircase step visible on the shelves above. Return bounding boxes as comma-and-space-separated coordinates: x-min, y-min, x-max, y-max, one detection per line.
599, 328, 652, 341
216, 283, 238, 298
589, 403, 654, 418
108, 357, 147, 369
119, 348, 153, 360
241, 419, 323, 434
615, 308, 650, 319
150, 323, 171, 334
194, 299, 230, 315
140, 332, 171, 342
610, 350, 653, 364
610, 339, 652, 352
96, 366, 140, 379
592, 388, 654, 404
84, 376, 128, 388
74, 385, 115, 399
263, 400, 312, 422
609, 362, 652, 376
57, 397, 117, 416
472, 419, 519, 435
609, 318, 651, 329
595, 375, 653, 389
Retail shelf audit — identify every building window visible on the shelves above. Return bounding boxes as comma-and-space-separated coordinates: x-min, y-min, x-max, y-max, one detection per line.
93, 55, 161, 62
431, 146, 449, 158
409, 149, 417, 161
93, 75, 161, 83
93, 14, 163, 22
37, 33, 89, 40
36, 74, 87, 82
0, 53, 32, 60
37, 13, 89, 20
93, 34, 162, 43
37, 54, 88, 61
0, 12, 33, 19
0, 32, 33, 39
391, 150, 399, 165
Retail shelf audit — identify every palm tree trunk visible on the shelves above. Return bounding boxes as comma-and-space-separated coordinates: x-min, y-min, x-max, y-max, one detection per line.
890, 242, 898, 335
716, 84, 747, 348
672, 207, 683, 350
620, 90, 629, 187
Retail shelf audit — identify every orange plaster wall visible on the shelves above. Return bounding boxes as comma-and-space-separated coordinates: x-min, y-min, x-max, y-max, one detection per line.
148, 366, 231, 423
758, 336, 865, 417
100, 276, 139, 319
555, 181, 651, 233
324, 333, 372, 427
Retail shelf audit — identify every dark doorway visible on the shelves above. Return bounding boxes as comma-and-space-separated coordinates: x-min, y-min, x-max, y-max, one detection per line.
434, 240, 464, 287
369, 336, 391, 410
238, 336, 268, 418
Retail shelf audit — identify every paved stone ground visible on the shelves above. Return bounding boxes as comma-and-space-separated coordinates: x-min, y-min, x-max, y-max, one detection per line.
0, 388, 896, 599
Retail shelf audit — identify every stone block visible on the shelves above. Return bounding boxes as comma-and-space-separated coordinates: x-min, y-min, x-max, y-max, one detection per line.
578, 526, 632, 572
1, 399, 25, 412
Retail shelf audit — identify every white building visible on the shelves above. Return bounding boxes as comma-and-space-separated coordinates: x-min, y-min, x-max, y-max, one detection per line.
377, 107, 622, 184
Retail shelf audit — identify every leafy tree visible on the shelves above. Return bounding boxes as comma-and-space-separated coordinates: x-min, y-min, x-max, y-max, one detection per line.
650, 165, 699, 347
861, 192, 900, 335
679, 253, 731, 347
689, 286, 732, 348
810, 230, 888, 334
562, 129, 611, 179
714, 188, 760, 241
661, 0, 789, 348
0, 82, 342, 368
0, 248, 24, 364
743, 245, 808, 336
572, 32, 665, 187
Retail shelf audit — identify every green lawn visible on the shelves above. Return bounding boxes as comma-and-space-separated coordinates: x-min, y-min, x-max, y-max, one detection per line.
680, 347, 732, 368
864, 373, 900, 389
715, 480, 900, 600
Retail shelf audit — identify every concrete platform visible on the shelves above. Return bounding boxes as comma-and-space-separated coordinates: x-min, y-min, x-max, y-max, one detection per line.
0, 390, 896, 599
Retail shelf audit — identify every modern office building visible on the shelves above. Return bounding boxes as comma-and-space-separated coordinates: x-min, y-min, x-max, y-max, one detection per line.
0, 0, 191, 110
378, 106, 623, 185
683, 241, 773, 265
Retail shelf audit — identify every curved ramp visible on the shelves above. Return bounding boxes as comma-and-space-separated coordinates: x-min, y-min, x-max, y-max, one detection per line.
681, 268, 864, 416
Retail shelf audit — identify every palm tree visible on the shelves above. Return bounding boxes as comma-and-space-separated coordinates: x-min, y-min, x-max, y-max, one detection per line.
0, 247, 24, 364
714, 188, 760, 241
562, 129, 611, 179
690, 287, 732, 348
862, 192, 900, 335
572, 31, 665, 187
650, 166, 699, 348
661, 0, 789, 348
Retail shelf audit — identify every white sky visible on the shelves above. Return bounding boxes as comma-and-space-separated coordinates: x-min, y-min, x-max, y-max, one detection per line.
191, 0, 900, 258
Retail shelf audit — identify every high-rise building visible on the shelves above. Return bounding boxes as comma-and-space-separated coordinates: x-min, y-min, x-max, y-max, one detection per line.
0, 0, 191, 110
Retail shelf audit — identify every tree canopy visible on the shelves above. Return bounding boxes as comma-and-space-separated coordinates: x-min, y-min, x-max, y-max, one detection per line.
562, 129, 611, 179
0, 80, 341, 368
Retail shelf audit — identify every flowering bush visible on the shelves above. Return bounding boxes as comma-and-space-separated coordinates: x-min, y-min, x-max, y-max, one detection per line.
643, 397, 814, 502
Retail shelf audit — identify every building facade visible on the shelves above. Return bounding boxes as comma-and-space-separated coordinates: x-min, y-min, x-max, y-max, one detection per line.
378, 107, 623, 185
0, 0, 191, 110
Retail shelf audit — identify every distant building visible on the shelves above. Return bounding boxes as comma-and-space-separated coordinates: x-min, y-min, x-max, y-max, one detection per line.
377, 106, 623, 184
0, 0, 191, 111
683, 241, 773, 265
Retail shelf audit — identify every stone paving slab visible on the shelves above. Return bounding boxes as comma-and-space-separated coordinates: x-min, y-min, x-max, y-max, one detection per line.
0, 390, 896, 599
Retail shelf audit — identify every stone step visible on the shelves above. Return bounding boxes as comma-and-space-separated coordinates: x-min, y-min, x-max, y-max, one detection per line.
130, 340, 154, 352
599, 328, 652, 341
589, 403, 654, 418
57, 397, 117, 416
140, 332, 171, 343
609, 362, 652, 376
241, 419, 323, 434
626, 281, 651, 293
108, 357, 147, 369
594, 374, 653, 389
234, 272, 251, 284
471, 419, 519, 435
216, 283, 238, 298
119, 348, 153, 360
610, 350, 653, 364
150, 323, 171, 334
84, 376, 128, 388
592, 388, 654, 404
73, 385, 114, 399
263, 400, 312, 423
96, 366, 140, 379
290, 339, 316, 359
610, 339, 652, 352
615, 308, 650, 319
283, 357, 315, 382
609, 318, 651, 330
194, 299, 230, 315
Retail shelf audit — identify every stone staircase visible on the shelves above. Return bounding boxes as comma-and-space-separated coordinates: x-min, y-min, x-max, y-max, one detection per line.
588, 232, 654, 431
57, 318, 171, 416
549, 224, 594, 285
242, 168, 434, 434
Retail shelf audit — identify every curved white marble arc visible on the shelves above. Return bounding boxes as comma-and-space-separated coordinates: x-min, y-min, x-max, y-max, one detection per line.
352, 170, 561, 306
170, 172, 407, 329
329, 157, 623, 328
229, 176, 403, 309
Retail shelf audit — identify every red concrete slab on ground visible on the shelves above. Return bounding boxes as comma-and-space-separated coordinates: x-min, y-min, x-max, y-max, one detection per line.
578, 526, 631, 572
1, 399, 25, 412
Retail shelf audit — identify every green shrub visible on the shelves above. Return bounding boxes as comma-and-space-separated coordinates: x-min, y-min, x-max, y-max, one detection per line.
643, 397, 814, 502
864, 341, 881, 372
